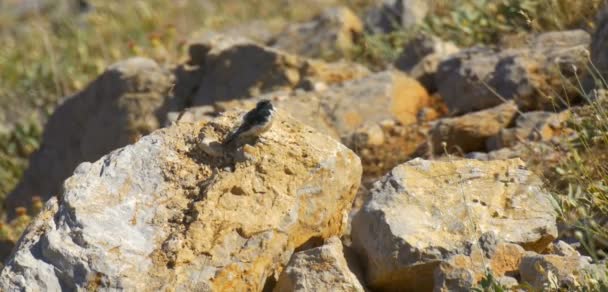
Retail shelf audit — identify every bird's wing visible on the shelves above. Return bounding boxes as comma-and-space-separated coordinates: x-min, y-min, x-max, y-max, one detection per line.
223, 122, 253, 145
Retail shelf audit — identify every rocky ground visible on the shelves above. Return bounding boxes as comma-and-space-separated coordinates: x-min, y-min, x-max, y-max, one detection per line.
0, 0, 607, 291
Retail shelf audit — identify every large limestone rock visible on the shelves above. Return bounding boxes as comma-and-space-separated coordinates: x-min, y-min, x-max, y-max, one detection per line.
437, 30, 591, 114
269, 6, 363, 59
307, 70, 429, 137
274, 237, 366, 292
430, 102, 519, 154
185, 35, 369, 106
0, 110, 362, 291
6, 57, 175, 216
351, 158, 558, 291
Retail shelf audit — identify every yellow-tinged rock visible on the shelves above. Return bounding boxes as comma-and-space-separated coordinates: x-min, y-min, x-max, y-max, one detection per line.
0, 110, 362, 291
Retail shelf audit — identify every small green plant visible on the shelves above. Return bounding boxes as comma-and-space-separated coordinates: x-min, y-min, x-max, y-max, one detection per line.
472, 270, 508, 292
0, 121, 42, 202
551, 96, 608, 261
423, 0, 602, 47
350, 28, 417, 70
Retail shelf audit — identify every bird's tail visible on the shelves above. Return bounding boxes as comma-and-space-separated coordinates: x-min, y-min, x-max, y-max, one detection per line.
223, 128, 241, 146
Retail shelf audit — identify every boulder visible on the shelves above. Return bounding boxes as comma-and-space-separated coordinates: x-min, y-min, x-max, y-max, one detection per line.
0, 110, 362, 291
519, 252, 595, 290
351, 158, 558, 291
363, 0, 429, 34
467, 139, 564, 179
274, 237, 366, 292
395, 34, 459, 92
311, 70, 430, 137
437, 30, 591, 114
269, 6, 363, 59
6, 57, 175, 216
184, 35, 369, 105
430, 102, 519, 154
433, 237, 526, 291
486, 110, 571, 150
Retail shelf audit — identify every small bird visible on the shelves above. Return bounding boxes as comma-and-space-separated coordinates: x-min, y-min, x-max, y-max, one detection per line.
224, 99, 275, 146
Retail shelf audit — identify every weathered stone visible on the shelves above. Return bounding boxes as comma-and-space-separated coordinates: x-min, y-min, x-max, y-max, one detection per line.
468, 140, 561, 163
315, 70, 430, 136
351, 158, 557, 291
269, 6, 363, 58
6, 57, 175, 217
274, 237, 366, 292
487, 110, 571, 150
497, 276, 519, 289
395, 34, 459, 92
430, 102, 518, 154
364, 0, 429, 34
0, 110, 362, 291
433, 261, 475, 292
437, 30, 590, 114
544, 240, 580, 257
520, 252, 594, 290
435, 46, 501, 114
185, 35, 369, 105
433, 238, 525, 291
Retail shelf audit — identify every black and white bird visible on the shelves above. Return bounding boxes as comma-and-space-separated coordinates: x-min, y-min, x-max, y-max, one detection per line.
224, 99, 275, 146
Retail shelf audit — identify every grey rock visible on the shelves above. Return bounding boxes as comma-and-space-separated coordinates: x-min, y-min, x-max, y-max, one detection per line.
433, 239, 525, 291
395, 34, 459, 92
6, 57, 175, 217
185, 35, 369, 105
269, 6, 363, 58
546, 240, 581, 257
437, 30, 591, 114
430, 102, 518, 154
274, 237, 366, 292
364, 0, 429, 34
520, 252, 594, 290
497, 276, 519, 288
